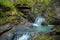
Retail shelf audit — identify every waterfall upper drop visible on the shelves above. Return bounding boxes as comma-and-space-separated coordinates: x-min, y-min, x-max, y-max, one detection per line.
33, 16, 45, 27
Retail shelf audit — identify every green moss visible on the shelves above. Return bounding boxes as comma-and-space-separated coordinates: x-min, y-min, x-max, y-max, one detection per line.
0, 0, 15, 9
14, 0, 35, 7
0, 16, 20, 24
0, 0, 57, 25
34, 34, 53, 40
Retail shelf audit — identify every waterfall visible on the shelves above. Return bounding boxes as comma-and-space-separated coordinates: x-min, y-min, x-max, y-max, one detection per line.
32, 16, 54, 33
33, 16, 45, 27
17, 32, 30, 40
16, 16, 54, 40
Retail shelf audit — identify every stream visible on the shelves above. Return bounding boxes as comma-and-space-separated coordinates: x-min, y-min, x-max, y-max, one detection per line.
16, 16, 54, 40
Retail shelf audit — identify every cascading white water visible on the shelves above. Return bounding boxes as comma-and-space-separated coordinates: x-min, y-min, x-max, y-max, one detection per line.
33, 16, 45, 27
32, 16, 54, 33
17, 32, 30, 40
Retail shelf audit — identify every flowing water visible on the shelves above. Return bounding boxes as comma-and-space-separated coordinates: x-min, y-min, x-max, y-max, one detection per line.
17, 32, 30, 40
17, 16, 54, 40
32, 16, 54, 33
33, 16, 45, 26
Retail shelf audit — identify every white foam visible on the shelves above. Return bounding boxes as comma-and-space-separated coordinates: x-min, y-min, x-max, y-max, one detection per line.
17, 32, 30, 40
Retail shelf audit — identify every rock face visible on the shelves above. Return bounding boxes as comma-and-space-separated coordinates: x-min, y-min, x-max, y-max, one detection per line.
0, 23, 15, 40
0, 16, 34, 40
50, 7, 60, 25
0, 23, 15, 35
15, 4, 35, 22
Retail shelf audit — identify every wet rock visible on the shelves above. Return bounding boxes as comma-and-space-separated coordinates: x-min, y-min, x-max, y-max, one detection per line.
0, 23, 18, 40
0, 23, 16, 36
41, 22, 48, 26
0, 32, 14, 40
0, 23, 11, 33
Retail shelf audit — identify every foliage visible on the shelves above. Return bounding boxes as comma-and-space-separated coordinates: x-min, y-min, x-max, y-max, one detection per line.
0, 0, 15, 9
14, 0, 36, 7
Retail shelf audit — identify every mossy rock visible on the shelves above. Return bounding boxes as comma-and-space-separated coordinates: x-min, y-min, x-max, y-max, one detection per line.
34, 34, 53, 40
